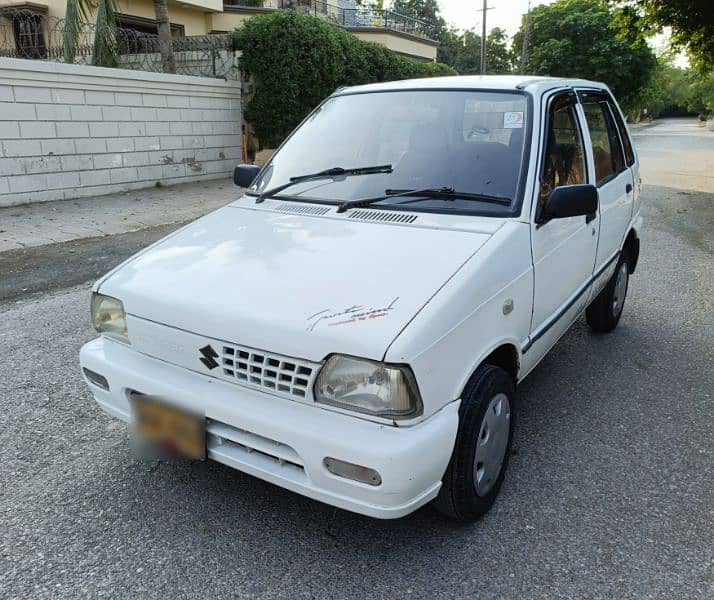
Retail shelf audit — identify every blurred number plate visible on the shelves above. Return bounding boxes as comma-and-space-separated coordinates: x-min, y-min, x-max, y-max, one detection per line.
131, 395, 205, 460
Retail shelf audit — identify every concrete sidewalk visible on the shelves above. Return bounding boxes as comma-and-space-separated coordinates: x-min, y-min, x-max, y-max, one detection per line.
0, 177, 241, 252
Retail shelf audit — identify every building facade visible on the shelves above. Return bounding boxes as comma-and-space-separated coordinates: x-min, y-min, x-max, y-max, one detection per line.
0, 0, 439, 62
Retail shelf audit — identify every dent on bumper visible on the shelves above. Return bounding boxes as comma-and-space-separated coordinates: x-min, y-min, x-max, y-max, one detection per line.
79, 337, 460, 519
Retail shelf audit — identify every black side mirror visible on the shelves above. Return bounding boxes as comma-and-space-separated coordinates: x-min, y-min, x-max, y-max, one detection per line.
234, 164, 261, 187
539, 184, 598, 223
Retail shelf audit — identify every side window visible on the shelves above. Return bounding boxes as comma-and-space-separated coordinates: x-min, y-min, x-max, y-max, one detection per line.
608, 99, 635, 166
540, 97, 587, 203
582, 100, 625, 185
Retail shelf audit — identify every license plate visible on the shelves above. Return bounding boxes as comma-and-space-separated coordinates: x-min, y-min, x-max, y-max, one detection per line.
131, 394, 206, 460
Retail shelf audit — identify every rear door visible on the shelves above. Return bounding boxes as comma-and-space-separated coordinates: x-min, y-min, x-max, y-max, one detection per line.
578, 90, 634, 280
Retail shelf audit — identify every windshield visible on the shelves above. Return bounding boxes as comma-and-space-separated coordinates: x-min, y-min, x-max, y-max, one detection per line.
250, 90, 529, 215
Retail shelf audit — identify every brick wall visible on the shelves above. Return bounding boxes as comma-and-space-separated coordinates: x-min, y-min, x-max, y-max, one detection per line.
0, 58, 242, 207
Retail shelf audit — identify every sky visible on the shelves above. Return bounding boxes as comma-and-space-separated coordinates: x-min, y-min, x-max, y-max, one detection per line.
439, 0, 550, 37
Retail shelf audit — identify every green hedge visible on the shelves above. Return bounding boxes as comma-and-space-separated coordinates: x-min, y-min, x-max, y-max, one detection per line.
234, 11, 456, 147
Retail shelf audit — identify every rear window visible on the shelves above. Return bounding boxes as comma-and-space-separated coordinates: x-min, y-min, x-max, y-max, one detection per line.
582, 100, 625, 185
608, 99, 636, 166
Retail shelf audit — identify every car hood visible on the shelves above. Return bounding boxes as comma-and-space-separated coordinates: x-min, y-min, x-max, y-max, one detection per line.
99, 204, 495, 362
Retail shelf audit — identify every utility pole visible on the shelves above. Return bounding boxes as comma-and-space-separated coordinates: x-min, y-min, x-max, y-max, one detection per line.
521, 0, 531, 74
478, 0, 494, 75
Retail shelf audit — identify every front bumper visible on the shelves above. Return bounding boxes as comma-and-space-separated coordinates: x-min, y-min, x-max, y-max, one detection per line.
79, 337, 459, 519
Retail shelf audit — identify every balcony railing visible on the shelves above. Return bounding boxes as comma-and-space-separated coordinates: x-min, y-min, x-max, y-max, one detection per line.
223, 1, 438, 41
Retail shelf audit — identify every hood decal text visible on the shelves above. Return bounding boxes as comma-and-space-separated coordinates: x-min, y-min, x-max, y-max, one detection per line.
306, 297, 399, 331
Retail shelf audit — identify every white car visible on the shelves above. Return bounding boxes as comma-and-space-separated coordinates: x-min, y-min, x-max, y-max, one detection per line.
80, 76, 642, 521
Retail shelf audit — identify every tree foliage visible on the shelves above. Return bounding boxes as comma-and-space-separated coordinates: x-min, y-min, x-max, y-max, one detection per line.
637, 56, 694, 117
391, 0, 446, 30
234, 11, 456, 147
64, 0, 120, 67
512, 0, 656, 112
612, 0, 714, 73
441, 28, 512, 75
63, 0, 176, 71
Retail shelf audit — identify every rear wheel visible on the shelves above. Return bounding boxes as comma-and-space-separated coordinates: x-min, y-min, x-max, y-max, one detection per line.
586, 249, 631, 333
433, 364, 516, 522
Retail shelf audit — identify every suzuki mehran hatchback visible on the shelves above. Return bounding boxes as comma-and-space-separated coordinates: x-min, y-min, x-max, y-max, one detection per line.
81, 76, 642, 521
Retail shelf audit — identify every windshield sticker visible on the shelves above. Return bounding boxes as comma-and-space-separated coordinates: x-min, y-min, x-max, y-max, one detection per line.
306, 297, 399, 331
503, 111, 524, 129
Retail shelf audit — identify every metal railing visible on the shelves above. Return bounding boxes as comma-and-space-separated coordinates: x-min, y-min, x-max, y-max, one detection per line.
223, 0, 438, 40
0, 9, 238, 78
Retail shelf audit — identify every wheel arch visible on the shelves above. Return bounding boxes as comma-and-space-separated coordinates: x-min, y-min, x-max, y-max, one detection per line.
623, 228, 640, 274
459, 341, 521, 400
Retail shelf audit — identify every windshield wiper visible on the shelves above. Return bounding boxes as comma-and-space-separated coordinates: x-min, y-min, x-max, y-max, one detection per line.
253, 164, 392, 204
336, 187, 511, 213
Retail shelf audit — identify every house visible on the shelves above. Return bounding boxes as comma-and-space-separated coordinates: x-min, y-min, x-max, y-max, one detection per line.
0, 0, 439, 62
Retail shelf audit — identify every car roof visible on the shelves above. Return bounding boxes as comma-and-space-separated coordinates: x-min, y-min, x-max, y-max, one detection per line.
336, 75, 609, 97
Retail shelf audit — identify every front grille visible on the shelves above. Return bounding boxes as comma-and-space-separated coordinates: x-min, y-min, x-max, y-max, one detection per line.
219, 344, 318, 400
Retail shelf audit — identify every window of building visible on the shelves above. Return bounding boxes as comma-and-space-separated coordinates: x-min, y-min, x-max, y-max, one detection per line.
11, 11, 46, 59
115, 13, 185, 39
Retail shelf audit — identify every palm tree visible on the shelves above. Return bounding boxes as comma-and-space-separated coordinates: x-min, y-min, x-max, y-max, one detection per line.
63, 0, 119, 67
153, 0, 176, 74
63, 0, 176, 73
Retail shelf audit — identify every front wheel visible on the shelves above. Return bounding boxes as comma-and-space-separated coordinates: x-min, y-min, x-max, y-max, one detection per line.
433, 364, 516, 522
586, 250, 631, 333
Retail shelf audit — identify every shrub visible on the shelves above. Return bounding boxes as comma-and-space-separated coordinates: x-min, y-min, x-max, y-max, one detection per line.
234, 11, 456, 147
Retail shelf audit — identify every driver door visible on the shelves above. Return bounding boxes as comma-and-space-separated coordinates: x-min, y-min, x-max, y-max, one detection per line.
526, 91, 599, 358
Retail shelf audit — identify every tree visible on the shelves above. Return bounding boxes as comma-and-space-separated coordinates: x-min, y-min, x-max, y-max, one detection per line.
512, 0, 656, 113
235, 11, 455, 147
390, 0, 456, 64
64, 0, 119, 67
612, 0, 714, 73
391, 0, 445, 28
453, 30, 482, 74
688, 72, 714, 115
63, 0, 176, 73
153, 0, 176, 74
486, 27, 511, 74
637, 55, 693, 118
449, 28, 512, 74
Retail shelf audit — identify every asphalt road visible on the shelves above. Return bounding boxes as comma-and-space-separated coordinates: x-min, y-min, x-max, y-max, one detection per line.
1, 118, 712, 599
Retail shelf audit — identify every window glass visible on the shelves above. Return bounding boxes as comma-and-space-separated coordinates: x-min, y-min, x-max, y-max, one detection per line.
608, 100, 635, 166
582, 101, 624, 185
12, 13, 46, 59
252, 91, 529, 215
540, 100, 586, 201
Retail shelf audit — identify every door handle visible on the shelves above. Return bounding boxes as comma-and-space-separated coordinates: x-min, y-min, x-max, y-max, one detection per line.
626, 183, 633, 194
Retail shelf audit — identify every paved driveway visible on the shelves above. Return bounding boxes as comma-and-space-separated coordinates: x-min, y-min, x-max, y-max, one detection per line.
0, 118, 712, 598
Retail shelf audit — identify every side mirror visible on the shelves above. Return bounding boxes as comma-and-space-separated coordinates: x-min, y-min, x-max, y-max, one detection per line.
233, 164, 261, 187
539, 184, 598, 223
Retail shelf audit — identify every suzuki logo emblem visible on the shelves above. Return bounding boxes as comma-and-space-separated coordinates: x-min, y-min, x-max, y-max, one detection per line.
199, 344, 219, 370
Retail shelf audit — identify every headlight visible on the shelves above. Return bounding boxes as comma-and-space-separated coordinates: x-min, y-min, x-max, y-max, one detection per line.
314, 355, 422, 419
91, 293, 129, 343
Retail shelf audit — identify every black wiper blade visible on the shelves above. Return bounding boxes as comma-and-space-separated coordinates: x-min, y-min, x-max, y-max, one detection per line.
254, 164, 392, 204
336, 187, 511, 213
386, 188, 512, 205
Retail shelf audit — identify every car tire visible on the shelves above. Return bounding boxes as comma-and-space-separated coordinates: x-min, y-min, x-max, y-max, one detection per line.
433, 364, 516, 522
586, 249, 631, 333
